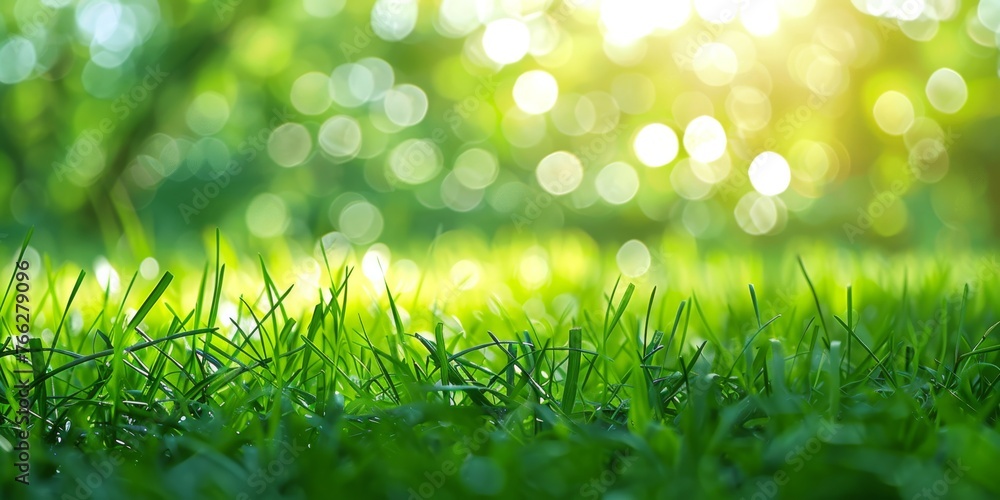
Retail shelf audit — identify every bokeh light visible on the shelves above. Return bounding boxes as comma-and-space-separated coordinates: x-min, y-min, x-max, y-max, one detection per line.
453, 148, 499, 190
684, 116, 728, 163
616, 239, 651, 278
873, 91, 915, 136
634, 124, 679, 168
925, 68, 968, 114
3, 0, 998, 253
0, 37, 36, 84
319, 116, 363, 160
246, 194, 290, 238
390, 139, 442, 185
537, 151, 584, 196
383, 84, 429, 127
482, 18, 530, 64
291, 72, 333, 115
596, 162, 640, 205
268, 123, 312, 168
513, 70, 559, 115
693, 43, 739, 86
339, 200, 384, 245
734, 192, 785, 235
748, 152, 792, 196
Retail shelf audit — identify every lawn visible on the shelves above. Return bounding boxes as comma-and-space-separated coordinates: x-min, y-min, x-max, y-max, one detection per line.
1, 231, 999, 499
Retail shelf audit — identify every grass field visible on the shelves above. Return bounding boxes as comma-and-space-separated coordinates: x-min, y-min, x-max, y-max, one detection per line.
1, 231, 999, 499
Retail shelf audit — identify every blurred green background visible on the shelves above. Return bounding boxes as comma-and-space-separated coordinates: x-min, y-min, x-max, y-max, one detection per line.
1, 0, 999, 267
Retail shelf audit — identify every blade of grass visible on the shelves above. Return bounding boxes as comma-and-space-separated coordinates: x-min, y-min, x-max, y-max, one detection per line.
797, 256, 830, 345
562, 327, 582, 414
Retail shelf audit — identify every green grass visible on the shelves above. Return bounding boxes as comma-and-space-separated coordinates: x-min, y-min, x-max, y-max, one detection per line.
1, 232, 1000, 499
